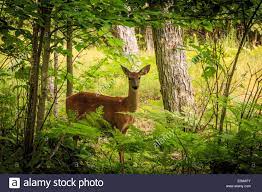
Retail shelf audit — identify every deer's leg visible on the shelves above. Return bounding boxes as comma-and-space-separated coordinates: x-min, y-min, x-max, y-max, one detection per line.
119, 146, 125, 173
115, 119, 129, 174
119, 126, 129, 174
72, 113, 86, 147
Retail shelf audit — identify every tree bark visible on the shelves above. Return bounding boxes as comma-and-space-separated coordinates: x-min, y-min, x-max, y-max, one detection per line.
53, 30, 59, 117
36, 4, 52, 130
48, 75, 54, 101
66, 20, 73, 97
24, 23, 44, 165
145, 26, 154, 53
113, 25, 139, 55
152, 22, 194, 112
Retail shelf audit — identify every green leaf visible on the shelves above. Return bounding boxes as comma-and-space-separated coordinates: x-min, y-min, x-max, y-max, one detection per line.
0, 136, 16, 144
14, 66, 30, 80
75, 43, 86, 52
108, 38, 123, 47
202, 66, 216, 78
203, 21, 213, 32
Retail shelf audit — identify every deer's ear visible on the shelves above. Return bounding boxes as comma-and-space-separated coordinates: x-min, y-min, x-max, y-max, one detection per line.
139, 65, 150, 75
121, 65, 131, 76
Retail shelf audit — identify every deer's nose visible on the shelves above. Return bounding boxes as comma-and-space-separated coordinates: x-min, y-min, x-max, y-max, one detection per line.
133, 86, 138, 90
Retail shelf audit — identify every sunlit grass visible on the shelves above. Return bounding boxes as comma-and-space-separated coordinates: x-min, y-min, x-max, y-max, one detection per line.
188, 44, 262, 103
3, 39, 260, 117
72, 44, 261, 108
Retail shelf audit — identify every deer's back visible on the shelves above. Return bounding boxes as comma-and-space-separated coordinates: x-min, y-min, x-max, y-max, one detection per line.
66, 92, 133, 130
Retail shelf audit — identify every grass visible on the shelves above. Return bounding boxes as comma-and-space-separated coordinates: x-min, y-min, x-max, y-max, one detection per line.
74, 42, 261, 134
2, 37, 261, 121
70, 43, 262, 106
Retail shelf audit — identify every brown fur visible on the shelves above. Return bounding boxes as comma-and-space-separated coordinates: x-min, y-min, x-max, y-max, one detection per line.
65, 65, 150, 173
66, 92, 133, 133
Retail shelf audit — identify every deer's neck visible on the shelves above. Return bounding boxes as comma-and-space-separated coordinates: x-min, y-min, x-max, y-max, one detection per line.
127, 85, 138, 112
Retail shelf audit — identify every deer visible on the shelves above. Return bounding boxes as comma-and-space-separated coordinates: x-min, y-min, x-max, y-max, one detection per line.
66, 65, 150, 173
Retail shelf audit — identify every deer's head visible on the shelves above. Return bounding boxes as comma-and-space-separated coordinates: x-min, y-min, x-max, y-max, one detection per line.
121, 65, 150, 91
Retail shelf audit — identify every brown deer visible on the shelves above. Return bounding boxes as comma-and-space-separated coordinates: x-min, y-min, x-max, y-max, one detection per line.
66, 65, 150, 172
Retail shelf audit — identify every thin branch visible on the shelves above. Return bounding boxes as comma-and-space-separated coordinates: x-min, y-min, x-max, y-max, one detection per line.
219, 0, 262, 133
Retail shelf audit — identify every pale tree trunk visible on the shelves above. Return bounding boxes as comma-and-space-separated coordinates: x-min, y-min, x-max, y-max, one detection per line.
66, 20, 73, 97
36, 6, 52, 130
48, 76, 54, 100
152, 22, 194, 112
47, 30, 58, 117
114, 25, 139, 55
145, 26, 154, 53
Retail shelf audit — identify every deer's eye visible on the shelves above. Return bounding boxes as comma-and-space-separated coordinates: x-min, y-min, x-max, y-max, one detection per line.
128, 78, 131, 80
138, 77, 141, 79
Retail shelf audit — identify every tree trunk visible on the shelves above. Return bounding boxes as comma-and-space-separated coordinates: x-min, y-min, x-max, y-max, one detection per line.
48, 75, 54, 101
24, 23, 44, 165
145, 26, 154, 53
66, 20, 73, 97
152, 22, 194, 112
113, 25, 139, 55
53, 30, 59, 118
36, 4, 52, 130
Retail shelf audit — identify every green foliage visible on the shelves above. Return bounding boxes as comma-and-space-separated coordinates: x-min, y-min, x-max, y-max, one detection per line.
0, 81, 16, 133
191, 43, 225, 79
0, 0, 261, 174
